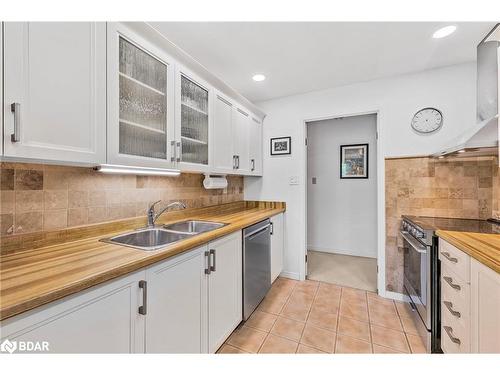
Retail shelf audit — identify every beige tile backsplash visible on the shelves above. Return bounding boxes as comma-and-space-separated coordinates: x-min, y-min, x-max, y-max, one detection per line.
0, 162, 243, 237
1, 156, 498, 295
385, 156, 498, 293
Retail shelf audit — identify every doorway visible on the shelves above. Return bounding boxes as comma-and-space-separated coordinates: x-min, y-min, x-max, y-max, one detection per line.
306, 114, 378, 292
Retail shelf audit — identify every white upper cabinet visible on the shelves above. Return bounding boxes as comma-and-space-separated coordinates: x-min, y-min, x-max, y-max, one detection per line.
175, 67, 212, 172
3, 22, 106, 164
249, 115, 263, 176
212, 92, 235, 174
107, 22, 176, 168
233, 107, 251, 174
2, 21, 265, 175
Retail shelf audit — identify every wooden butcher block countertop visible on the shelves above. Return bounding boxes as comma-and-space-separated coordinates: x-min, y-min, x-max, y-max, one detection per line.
436, 230, 500, 273
0, 201, 285, 321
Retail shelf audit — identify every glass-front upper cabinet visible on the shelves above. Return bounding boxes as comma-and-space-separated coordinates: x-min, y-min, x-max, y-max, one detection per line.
175, 68, 211, 171
107, 23, 175, 168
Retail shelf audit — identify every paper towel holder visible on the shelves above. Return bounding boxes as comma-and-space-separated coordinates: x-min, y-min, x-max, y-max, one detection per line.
203, 174, 228, 189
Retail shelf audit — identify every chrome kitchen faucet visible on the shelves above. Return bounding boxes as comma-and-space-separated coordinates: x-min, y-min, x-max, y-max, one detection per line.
147, 201, 187, 227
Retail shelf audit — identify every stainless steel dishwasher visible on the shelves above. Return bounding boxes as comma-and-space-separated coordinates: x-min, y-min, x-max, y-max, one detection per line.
243, 219, 272, 320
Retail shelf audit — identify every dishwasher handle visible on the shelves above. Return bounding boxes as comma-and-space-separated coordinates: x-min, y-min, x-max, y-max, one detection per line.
244, 224, 271, 240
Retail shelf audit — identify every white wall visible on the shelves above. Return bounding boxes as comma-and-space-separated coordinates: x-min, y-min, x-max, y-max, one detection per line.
244, 62, 476, 283
307, 115, 377, 258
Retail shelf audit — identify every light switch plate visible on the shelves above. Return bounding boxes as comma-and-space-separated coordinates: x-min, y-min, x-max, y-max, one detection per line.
289, 176, 299, 185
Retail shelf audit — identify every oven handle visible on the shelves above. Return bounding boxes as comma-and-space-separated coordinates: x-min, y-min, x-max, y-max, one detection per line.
400, 231, 428, 254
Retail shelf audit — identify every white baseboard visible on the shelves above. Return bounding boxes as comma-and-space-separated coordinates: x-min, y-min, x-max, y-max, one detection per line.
279, 271, 301, 280
307, 246, 377, 259
382, 290, 406, 302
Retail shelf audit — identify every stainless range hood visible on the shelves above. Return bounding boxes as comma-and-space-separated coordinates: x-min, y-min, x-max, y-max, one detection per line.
434, 24, 499, 158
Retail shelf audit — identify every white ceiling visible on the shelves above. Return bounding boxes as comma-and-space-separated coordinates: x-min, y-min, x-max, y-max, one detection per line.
150, 22, 495, 103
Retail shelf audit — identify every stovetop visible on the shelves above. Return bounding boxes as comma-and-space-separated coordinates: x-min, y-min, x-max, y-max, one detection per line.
402, 215, 500, 235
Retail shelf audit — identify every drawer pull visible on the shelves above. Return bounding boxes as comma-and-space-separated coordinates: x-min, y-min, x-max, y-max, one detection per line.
443, 301, 461, 318
443, 326, 461, 345
441, 252, 458, 263
443, 276, 461, 291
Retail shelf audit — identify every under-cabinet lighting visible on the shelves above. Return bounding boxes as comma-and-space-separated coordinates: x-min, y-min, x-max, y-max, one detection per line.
94, 164, 181, 176
252, 74, 266, 82
432, 25, 457, 39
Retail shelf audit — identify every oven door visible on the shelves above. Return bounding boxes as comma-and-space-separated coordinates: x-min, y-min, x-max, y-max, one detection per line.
401, 230, 431, 329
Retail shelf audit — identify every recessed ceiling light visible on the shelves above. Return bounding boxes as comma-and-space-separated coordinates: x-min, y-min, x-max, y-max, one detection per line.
252, 74, 266, 82
432, 25, 457, 39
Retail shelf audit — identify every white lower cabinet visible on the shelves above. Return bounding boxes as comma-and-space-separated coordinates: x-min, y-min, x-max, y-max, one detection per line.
470, 258, 500, 353
207, 232, 242, 353
270, 213, 284, 282
0, 233, 243, 353
439, 238, 500, 353
145, 246, 208, 353
0, 271, 146, 353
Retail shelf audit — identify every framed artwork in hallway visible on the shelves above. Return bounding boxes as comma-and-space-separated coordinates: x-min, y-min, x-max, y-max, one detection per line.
270, 136, 291, 155
340, 144, 369, 179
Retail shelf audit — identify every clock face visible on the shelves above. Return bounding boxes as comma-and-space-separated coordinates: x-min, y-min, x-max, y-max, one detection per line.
411, 108, 443, 134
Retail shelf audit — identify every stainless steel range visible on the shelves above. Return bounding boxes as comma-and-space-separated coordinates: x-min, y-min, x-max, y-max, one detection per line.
401, 215, 500, 353
401, 217, 441, 353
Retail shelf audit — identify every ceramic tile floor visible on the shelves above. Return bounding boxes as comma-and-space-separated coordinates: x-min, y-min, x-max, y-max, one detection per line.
219, 278, 426, 354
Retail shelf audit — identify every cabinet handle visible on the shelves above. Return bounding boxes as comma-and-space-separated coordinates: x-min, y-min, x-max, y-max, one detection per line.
232, 155, 237, 169
270, 222, 274, 235
170, 140, 176, 162
251, 159, 255, 171
209, 249, 216, 272
443, 276, 461, 291
138, 280, 147, 315
236, 155, 240, 169
11, 103, 21, 142
443, 326, 461, 345
443, 301, 461, 318
441, 252, 458, 263
204, 251, 211, 275
176, 142, 181, 163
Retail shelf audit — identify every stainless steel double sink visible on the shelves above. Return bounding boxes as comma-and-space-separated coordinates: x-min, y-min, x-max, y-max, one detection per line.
101, 220, 226, 251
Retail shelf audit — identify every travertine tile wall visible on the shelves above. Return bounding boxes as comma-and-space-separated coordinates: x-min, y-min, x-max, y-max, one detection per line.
493, 163, 500, 220
385, 156, 498, 293
0, 162, 243, 237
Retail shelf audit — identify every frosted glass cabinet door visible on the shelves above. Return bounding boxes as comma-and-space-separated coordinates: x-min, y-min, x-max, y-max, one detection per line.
175, 68, 211, 171
3, 22, 106, 164
107, 23, 175, 168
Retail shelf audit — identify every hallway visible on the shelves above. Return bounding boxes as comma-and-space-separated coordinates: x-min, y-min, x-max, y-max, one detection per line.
307, 251, 377, 292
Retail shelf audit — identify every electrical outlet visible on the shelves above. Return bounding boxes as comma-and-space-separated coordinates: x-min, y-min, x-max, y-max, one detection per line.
289, 176, 299, 185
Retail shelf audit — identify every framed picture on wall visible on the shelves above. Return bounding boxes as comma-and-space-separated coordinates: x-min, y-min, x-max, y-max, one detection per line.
340, 144, 369, 179
270, 136, 291, 155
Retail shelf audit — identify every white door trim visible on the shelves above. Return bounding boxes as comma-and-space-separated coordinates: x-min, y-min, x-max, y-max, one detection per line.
302, 109, 386, 297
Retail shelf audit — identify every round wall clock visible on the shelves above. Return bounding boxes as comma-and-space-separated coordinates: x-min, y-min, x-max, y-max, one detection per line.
411, 107, 443, 134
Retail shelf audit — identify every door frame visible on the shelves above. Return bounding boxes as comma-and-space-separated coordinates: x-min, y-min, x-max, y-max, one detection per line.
302, 109, 387, 297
